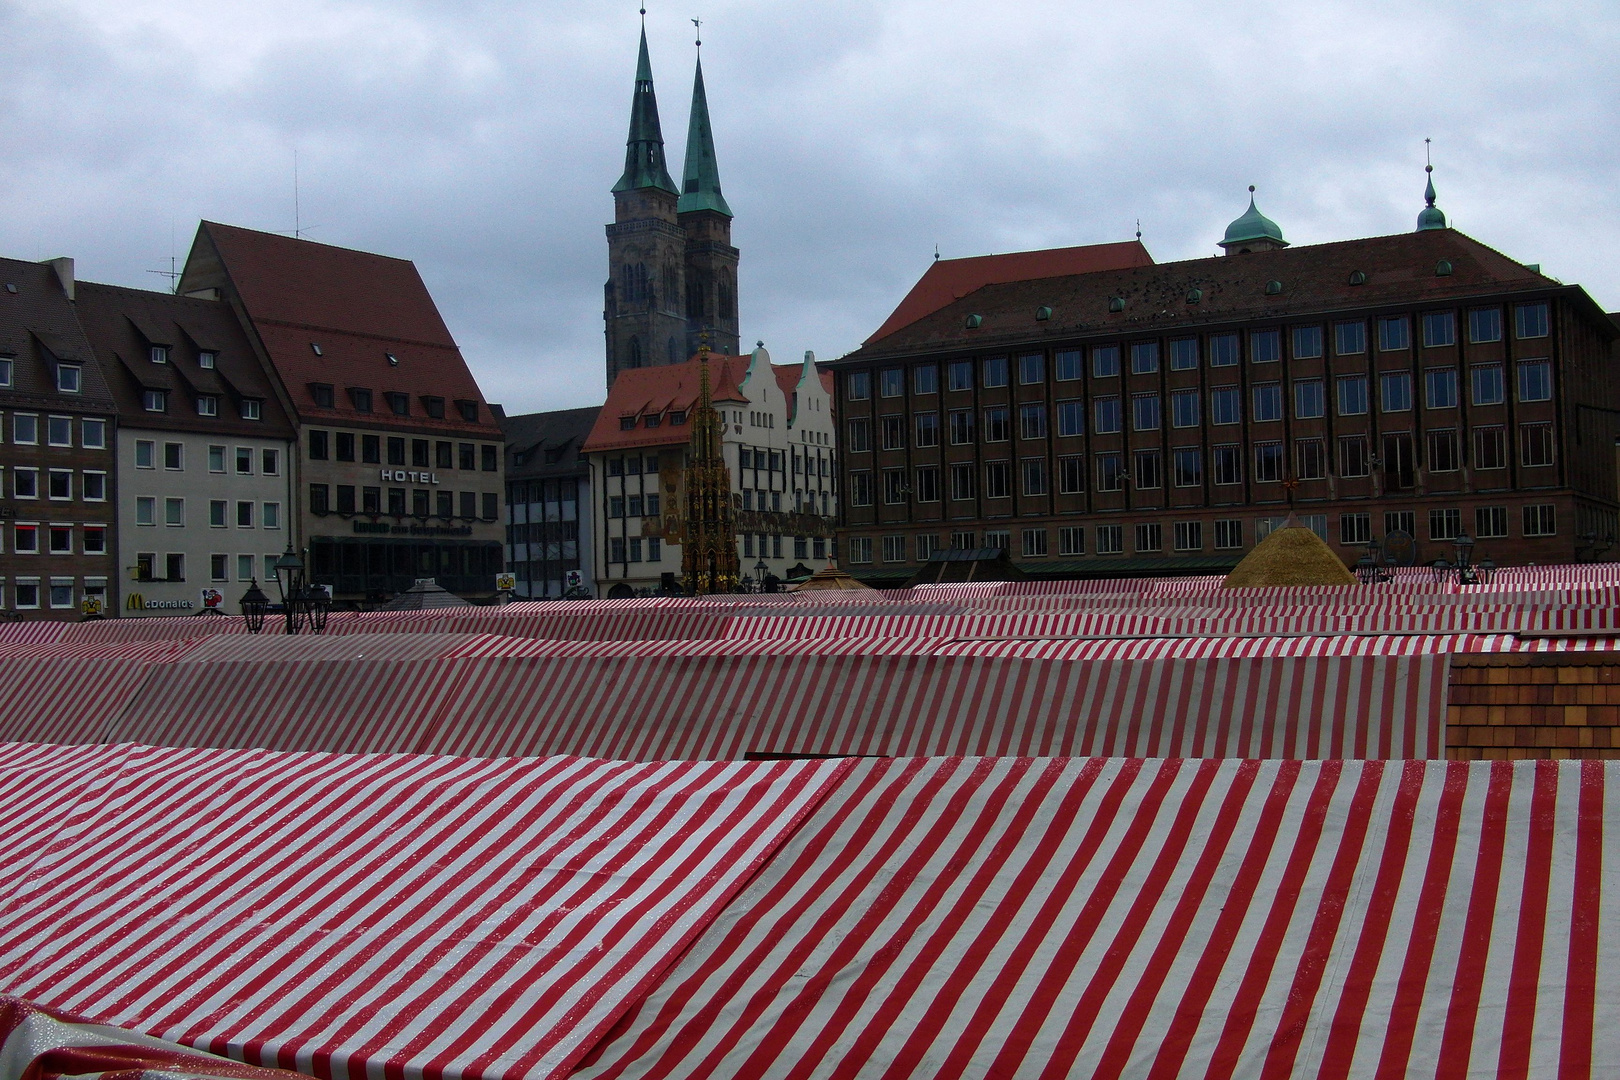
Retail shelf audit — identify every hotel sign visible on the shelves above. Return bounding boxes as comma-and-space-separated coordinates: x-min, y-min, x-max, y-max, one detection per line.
379, 470, 441, 484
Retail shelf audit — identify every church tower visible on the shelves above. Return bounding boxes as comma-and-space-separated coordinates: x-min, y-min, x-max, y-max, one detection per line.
677, 44, 740, 359
604, 27, 689, 387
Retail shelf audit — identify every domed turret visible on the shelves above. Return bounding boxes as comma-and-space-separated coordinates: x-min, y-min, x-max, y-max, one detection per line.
1219, 186, 1289, 255
1416, 165, 1447, 231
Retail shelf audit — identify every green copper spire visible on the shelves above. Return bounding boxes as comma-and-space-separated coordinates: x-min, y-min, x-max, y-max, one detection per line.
678, 49, 732, 216
612, 26, 679, 195
1416, 165, 1447, 231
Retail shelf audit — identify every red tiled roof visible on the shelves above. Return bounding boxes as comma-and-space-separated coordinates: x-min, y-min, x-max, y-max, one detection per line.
191, 223, 499, 436
865, 241, 1154, 344
583, 356, 752, 453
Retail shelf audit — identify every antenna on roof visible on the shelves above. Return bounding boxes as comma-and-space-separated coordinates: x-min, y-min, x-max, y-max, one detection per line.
146, 220, 180, 293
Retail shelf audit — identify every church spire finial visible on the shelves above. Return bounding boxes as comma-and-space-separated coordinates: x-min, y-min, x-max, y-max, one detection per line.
612, 16, 679, 195
1416, 138, 1447, 231
678, 23, 732, 217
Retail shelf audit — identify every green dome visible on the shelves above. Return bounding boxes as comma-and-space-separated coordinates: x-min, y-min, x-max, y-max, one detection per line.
1221, 187, 1287, 249
1416, 168, 1447, 231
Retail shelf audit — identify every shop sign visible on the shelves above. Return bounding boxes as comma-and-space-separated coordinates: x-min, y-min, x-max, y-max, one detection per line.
378, 470, 441, 484
125, 593, 192, 611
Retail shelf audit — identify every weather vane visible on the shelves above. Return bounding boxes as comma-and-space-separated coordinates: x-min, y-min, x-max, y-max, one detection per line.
692, 16, 701, 47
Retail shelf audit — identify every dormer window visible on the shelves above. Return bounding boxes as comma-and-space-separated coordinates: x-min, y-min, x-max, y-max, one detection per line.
310, 384, 335, 409
240, 398, 262, 421
644, 413, 661, 428
150, 345, 169, 364
198, 351, 216, 369
423, 396, 446, 419
457, 400, 479, 422
197, 395, 218, 417
0, 358, 12, 387
670, 410, 687, 425
385, 392, 410, 416
619, 416, 637, 431
349, 388, 373, 412
56, 365, 81, 393
143, 389, 167, 412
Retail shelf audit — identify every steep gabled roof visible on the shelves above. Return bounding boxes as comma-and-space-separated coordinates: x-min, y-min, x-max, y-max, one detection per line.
0, 257, 116, 414
865, 241, 1154, 344
583, 355, 753, 453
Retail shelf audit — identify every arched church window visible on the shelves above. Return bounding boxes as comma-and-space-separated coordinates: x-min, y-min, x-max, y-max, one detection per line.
718, 268, 734, 319
627, 336, 642, 368
667, 337, 680, 364
663, 265, 679, 309
687, 282, 705, 320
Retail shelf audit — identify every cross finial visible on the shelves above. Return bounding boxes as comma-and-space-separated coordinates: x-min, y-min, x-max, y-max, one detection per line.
1135, 218, 1142, 241
692, 16, 701, 47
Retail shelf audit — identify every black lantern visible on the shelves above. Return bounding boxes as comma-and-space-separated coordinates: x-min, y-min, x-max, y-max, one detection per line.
753, 558, 769, 589
1453, 530, 1476, 567
305, 583, 331, 633
273, 544, 307, 634
239, 578, 271, 634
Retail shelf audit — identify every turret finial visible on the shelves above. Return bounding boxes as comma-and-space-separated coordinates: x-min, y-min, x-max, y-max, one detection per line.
1416, 138, 1447, 231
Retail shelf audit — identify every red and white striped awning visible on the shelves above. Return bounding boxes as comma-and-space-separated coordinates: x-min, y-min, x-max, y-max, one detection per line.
0, 746, 849, 1080
579, 756, 1616, 1080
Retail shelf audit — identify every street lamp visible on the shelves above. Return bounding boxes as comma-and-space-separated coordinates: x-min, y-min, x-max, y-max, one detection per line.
753, 558, 768, 591
273, 544, 308, 634
239, 578, 271, 634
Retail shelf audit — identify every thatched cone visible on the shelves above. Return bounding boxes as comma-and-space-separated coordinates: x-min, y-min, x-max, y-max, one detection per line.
791, 564, 876, 593
1222, 525, 1355, 588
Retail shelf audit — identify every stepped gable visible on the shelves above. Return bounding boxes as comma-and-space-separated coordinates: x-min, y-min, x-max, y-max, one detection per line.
859, 230, 1568, 356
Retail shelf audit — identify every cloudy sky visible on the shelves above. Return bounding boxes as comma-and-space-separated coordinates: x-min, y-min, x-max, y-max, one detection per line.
2, 1, 1616, 414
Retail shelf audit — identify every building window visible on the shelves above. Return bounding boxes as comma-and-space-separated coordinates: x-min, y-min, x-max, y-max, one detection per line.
412, 489, 430, 516
44, 416, 70, 447
45, 470, 70, 499
1469, 308, 1502, 343
849, 471, 872, 506
1209, 334, 1239, 367
1472, 364, 1505, 406
846, 371, 871, 400
1019, 528, 1047, 557
1335, 322, 1366, 355
149, 345, 168, 364
1294, 379, 1324, 419
1339, 435, 1369, 477
1019, 354, 1044, 385
848, 537, 873, 563
949, 463, 974, 500
48, 526, 72, 554
1022, 459, 1047, 496
13, 414, 37, 444
846, 418, 870, 452
1059, 526, 1084, 555
1254, 441, 1284, 482
1518, 360, 1552, 402
883, 470, 907, 504
1210, 386, 1241, 425
1173, 447, 1202, 487
1383, 433, 1416, 490
81, 418, 106, 449
1096, 452, 1124, 491
1380, 372, 1413, 412
134, 497, 154, 526
944, 410, 973, 445
386, 392, 410, 416
1386, 510, 1416, 537
197, 395, 218, 416
881, 416, 906, 450
878, 368, 903, 398
1427, 429, 1459, 472
1429, 508, 1462, 541
162, 442, 183, 470
240, 399, 261, 420
882, 535, 907, 563
1252, 382, 1282, 422
1340, 513, 1372, 546
1169, 338, 1198, 370
164, 497, 184, 527
1055, 350, 1081, 381
1292, 326, 1323, 359
1515, 303, 1549, 339
236, 447, 254, 475
1058, 455, 1086, 493
915, 412, 939, 447
1521, 423, 1555, 467
1131, 394, 1160, 431
1523, 504, 1556, 536
0, 358, 10, 386
13, 468, 36, 499
1020, 404, 1047, 440
233, 500, 254, 528
1097, 524, 1123, 555
1134, 522, 1162, 553
608, 495, 625, 518
1422, 311, 1456, 348
982, 356, 1008, 388
83, 471, 106, 500
984, 461, 1010, 499
460, 490, 478, 518
264, 502, 281, 529
1474, 427, 1507, 470
309, 483, 331, 515
412, 439, 430, 467
1295, 439, 1326, 480
482, 492, 498, 519
1092, 345, 1120, 378
423, 396, 446, 419
1425, 368, 1458, 409
387, 488, 406, 515
210, 500, 227, 528
1213, 445, 1243, 486
56, 364, 82, 393
1133, 450, 1161, 490
1173, 521, 1202, 552
916, 466, 940, 502
83, 525, 106, 554
1214, 519, 1243, 549
1250, 329, 1280, 364
349, 388, 374, 412
310, 383, 336, 409
1130, 342, 1159, 374
13, 524, 39, 554
1477, 507, 1508, 539
983, 406, 1009, 442
1170, 389, 1199, 428
1093, 396, 1122, 434
1378, 316, 1410, 351
143, 390, 167, 412
947, 361, 972, 392
913, 365, 939, 394
460, 443, 477, 470
1334, 378, 1360, 417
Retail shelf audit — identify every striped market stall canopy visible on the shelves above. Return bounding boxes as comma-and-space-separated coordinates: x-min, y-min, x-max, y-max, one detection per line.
0, 748, 1610, 1080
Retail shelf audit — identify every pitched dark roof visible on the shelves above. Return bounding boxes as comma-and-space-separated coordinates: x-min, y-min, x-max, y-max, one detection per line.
179, 222, 500, 437
0, 257, 116, 414
502, 405, 601, 478
865, 241, 1154, 344
849, 230, 1577, 360
74, 282, 295, 438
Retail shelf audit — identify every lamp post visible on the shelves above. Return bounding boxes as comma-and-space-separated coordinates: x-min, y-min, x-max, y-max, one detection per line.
273, 544, 306, 634
239, 579, 270, 635
753, 558, 768, 592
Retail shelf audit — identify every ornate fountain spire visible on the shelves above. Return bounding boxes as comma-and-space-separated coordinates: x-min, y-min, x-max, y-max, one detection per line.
682, 339, 740, 593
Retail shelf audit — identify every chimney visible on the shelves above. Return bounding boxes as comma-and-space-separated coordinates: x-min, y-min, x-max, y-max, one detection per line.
47, 257, 74, 301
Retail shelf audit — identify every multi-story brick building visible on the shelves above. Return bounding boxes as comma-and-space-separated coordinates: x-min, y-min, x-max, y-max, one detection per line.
582, 345, 838, 595
0, 257, 118, 618
502, 406, 599, 598
75, 281, 297, 616
832, 194, 1620, 581
176, 223, 506, 603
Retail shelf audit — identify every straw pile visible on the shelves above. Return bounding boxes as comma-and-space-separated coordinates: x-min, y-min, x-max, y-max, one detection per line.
1222, 526, 1355, 588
